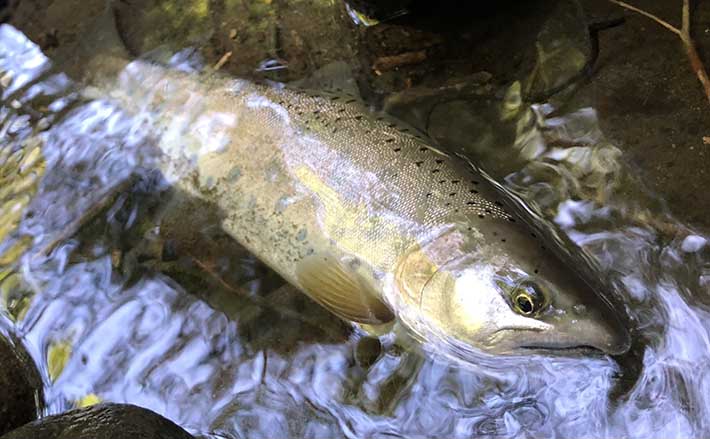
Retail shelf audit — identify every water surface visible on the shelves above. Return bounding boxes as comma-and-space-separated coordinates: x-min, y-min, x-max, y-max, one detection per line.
1, 5, 709, 439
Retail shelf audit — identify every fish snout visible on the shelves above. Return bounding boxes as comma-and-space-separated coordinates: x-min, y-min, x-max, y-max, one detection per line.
563, 306, 631, 355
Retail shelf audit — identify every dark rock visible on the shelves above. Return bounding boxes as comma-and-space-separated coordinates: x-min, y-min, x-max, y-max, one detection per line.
0, 0, 14, 24
0, 334, 43, 436
1, 404, 194, 439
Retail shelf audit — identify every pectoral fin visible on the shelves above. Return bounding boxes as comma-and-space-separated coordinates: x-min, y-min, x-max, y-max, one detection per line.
296, 254, 394, 325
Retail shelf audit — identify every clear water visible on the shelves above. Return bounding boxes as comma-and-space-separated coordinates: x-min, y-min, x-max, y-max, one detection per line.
1, 13, 710, 439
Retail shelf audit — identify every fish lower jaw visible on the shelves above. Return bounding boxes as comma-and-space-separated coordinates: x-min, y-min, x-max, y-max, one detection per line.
518, 345, 607, 356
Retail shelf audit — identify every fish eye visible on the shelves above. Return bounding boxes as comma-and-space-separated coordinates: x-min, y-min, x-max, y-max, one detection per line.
511, 282, 547, 316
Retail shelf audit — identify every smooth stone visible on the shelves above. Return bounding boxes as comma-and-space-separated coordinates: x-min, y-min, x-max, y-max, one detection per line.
0, 334, 43, 436
1, 403, 194, 439
681, 235, 707, 253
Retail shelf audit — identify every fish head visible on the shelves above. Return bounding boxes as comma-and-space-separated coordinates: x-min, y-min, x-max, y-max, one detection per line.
413, 229, 631, 357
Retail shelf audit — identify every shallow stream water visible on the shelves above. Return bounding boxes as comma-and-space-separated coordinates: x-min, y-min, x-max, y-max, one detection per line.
1, 4, 710, 438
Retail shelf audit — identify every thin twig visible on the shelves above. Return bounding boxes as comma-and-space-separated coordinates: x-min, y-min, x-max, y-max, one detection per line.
608, 0, 681, 35
680, 0, 710, 103
609, 0, 710, 104
190, 254, 245, 294
213, 51, 232, 71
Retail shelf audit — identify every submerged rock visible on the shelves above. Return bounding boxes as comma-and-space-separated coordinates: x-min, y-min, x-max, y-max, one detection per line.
0, 334, 43, 436
1, 404, 194, 439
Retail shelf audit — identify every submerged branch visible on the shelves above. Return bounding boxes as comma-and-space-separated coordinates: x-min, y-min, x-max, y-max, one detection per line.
609, 0, 710, 104
608, 0, 681, 35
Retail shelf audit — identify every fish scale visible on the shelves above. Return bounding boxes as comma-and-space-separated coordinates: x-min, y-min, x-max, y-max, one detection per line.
279, 88, 512, 222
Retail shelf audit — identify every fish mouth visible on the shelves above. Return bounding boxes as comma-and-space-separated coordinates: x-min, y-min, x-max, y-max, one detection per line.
519, 344, 608, 356
518, 332, 631, 356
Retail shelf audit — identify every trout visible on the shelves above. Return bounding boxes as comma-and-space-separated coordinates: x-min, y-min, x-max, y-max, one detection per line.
1, 22, 631, 358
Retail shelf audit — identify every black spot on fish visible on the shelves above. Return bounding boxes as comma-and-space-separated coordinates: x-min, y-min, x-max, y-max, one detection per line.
419, 147, 428, 152
438, 180, 446, 184
431, 169, 440, 174
494, 201, 503, 207
346, 99, 356, 104
534, 269, 539, 274
485, 208, 491, 214
313, 109, 320, 114
471, 180, 480, 185
335, 117, 342, 122
385, 138, 395, 143
531, 233, 537, 238
331, 96, 340, 101
501, 238, 507, 242
507, 217, 516, 222
338, 108, 346, 113
445, 202, 451, 206
415, 161, 424, 167
387, 123, 396, 128
426, 192, 432, 197
470, 189, 479, 194
400, 128, 409, 133
452, 180, 460, 184
393, 147, 402, 152
435, 159, 444, 164
355, 115, 363, 120
449, 192, 456, 196
478, 214, 485, 218
466, 201, 477, 206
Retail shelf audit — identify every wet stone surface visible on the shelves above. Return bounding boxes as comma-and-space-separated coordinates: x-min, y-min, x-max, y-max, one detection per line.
0, 333, 43, 436
0, 403, 194, 439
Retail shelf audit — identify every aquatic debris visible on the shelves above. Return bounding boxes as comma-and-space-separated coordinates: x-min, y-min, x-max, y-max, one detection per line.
213, 51, 232, 71
373, 50, 427, 74
76, 393, 102, 408
47, 339, 72, 382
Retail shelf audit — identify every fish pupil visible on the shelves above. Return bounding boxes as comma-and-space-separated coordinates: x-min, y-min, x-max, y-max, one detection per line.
516, 295, 534, 314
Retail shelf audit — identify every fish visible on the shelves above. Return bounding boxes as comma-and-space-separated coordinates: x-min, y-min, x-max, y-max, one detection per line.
101, 59, 631, 357
1, 21, 631, 358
